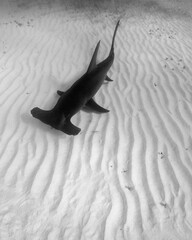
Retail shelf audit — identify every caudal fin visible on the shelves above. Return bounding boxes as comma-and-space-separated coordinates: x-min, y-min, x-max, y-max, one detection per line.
110, 20, 120, 54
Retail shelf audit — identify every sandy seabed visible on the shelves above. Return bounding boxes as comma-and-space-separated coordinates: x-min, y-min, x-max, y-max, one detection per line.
0, 0, 192, 239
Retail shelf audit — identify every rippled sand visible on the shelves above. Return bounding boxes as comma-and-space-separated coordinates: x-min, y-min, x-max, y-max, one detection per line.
0, 0, 192, 239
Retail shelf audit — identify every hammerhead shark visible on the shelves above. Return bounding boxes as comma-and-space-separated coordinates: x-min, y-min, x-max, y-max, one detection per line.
31, 20, 120, 135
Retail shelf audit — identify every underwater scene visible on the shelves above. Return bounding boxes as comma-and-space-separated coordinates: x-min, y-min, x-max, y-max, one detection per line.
0, 0, 192, 239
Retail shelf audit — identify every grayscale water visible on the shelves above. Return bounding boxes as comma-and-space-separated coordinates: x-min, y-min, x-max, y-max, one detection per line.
0, 0, 192, 239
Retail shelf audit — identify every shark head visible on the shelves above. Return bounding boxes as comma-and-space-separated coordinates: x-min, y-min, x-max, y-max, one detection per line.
31, 107, 56, 126
31, 107, 40, 118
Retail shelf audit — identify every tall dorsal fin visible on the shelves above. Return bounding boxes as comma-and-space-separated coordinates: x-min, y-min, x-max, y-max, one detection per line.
86, 40, 100, 73
56, 41, 101, 97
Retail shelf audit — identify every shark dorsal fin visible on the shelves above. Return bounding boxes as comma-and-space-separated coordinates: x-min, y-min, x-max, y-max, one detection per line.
86, 40, 100, 73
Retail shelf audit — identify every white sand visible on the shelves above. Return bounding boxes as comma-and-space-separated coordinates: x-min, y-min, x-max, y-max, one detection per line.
0, 0, 192, 239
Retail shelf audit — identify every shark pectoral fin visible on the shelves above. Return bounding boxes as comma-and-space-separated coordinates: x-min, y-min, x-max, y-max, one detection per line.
85, 98, 109, 113
105, 75, 113, 82
57, 90, 65, 96
60, 119, 81, 135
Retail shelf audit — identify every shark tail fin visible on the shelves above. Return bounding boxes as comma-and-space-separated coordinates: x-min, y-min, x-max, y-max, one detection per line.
110, 20, 120, 54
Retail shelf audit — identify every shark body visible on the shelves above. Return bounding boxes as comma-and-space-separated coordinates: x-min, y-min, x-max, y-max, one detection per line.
31, 20, 120, 135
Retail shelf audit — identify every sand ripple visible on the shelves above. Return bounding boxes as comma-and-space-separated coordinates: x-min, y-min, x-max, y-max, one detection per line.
0, 1, 192, 239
